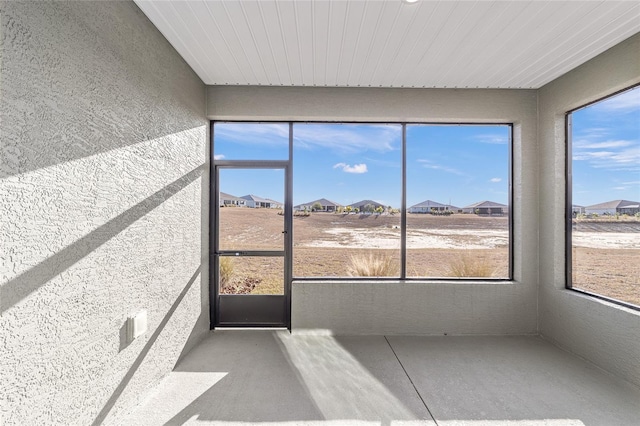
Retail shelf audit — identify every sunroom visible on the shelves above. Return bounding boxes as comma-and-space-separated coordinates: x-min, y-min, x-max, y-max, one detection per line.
1, 1, 639, 425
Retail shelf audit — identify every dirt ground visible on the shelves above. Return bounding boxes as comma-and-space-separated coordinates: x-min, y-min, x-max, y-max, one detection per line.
572, 247, 640, 306
572, 219, 639, 306
218, 208, 638, 306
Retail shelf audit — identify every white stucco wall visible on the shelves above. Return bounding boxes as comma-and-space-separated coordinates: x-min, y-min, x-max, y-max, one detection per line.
1, 2, 208, 424
537, 33, 640, 387
208, 86, 539, 336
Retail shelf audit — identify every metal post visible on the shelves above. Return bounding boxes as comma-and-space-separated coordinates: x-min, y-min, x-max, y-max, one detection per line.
401, 124, 407, 279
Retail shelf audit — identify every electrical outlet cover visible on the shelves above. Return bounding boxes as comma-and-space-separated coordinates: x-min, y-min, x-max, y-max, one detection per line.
127, 310, 147, 341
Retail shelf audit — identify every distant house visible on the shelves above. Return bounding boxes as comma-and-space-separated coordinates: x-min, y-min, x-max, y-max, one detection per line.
572, 205, 585, 215
294, 198, 342, 212
219, 192, 247, 207
585, 200, 640, 216
240, 194, 283, 209
409, 200, 459, 214
347, 199, 386, 213
462, 200, 508, 215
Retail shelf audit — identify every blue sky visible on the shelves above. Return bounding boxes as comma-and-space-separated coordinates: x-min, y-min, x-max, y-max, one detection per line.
214, 88, 639, 209
215, 122, 509, 208
406, 125, 509, 208
571, 86, 640, 206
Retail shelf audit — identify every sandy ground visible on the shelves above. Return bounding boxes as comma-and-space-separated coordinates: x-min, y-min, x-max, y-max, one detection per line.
306, 227, 508, 250
573, 248, 639, 306
218, 208, 638, 306
572, 233, 640, 249
572, 220, 640, 249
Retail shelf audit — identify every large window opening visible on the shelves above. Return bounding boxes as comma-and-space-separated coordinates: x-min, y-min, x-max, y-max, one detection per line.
406, 125, 511, 278
213, 121, 512, 283
293, 123, 402, 277
567, 85, 640, 309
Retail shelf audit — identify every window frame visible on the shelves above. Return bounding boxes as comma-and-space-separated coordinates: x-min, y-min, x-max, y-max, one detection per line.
212, 120, 514, 282
565, 84, 640, 311
403, 123, 513, 281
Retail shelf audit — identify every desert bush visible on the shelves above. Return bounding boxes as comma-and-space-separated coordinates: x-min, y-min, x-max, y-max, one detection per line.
219, 257, 234, 288
447, 252, 495, 278
347, 252, 396, 277
219, 277, 261, 295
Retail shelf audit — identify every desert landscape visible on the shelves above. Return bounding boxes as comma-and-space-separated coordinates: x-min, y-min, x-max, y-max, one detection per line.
217, 208, 638, 306
572, 219, 640, 306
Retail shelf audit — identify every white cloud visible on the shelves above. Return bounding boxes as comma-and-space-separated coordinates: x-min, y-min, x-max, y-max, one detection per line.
572, 134, 640, 171
573, 146, 640, 172
214, 122, 401, 154
473, 133, 509, 145
593, 88, 640, 112
214, 123, 290, 146
574, 127, 610, 139
573, 139, 633, 149
572, 151, 617, 160
490, 177, 502, 183
213, 154, 225, 160
571, 90, 639, 189
295, 124, 400, 154
333, 163, 368, 174
417, 159, 465, 176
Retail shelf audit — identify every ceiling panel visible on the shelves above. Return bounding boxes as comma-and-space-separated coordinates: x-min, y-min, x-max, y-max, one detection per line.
135, 0, 640, 89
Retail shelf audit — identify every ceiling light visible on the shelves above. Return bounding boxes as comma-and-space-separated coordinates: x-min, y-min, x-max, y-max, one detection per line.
403, 0, 420, 3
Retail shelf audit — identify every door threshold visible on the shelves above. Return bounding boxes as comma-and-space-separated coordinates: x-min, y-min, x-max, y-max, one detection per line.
214, 326, 289, 331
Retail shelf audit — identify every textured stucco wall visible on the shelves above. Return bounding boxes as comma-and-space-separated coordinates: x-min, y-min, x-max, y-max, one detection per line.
208, 86, 539, 335
538, 33, 640, 387
1, 2, 208, 424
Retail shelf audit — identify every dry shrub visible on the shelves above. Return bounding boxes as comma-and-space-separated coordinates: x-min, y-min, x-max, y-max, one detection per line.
219, 257, 234, 288
448, 252, 495, 278
347, 252, 396, 277
219, 257, 266, 294
220, 277, 261, 295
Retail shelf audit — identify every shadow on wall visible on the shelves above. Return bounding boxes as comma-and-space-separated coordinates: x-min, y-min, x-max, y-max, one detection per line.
0, 165, 205, 313
0, 0, 204, 179
91, 265, 203, 426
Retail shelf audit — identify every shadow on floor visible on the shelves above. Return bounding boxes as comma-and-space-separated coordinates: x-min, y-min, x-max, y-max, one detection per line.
127, 331, 433, 425
125, 333, 640, 426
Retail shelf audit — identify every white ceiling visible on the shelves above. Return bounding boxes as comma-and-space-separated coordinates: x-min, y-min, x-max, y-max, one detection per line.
135, 0, 640, 89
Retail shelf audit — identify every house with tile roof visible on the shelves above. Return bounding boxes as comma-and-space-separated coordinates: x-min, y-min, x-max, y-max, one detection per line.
409, 200, 460, 214
294, 198, 342, 212
585, 200, 640, 216
462, 200, 508, 215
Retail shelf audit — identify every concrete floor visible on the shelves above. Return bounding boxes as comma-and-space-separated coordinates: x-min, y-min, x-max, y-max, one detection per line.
126, 331, 640, 426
